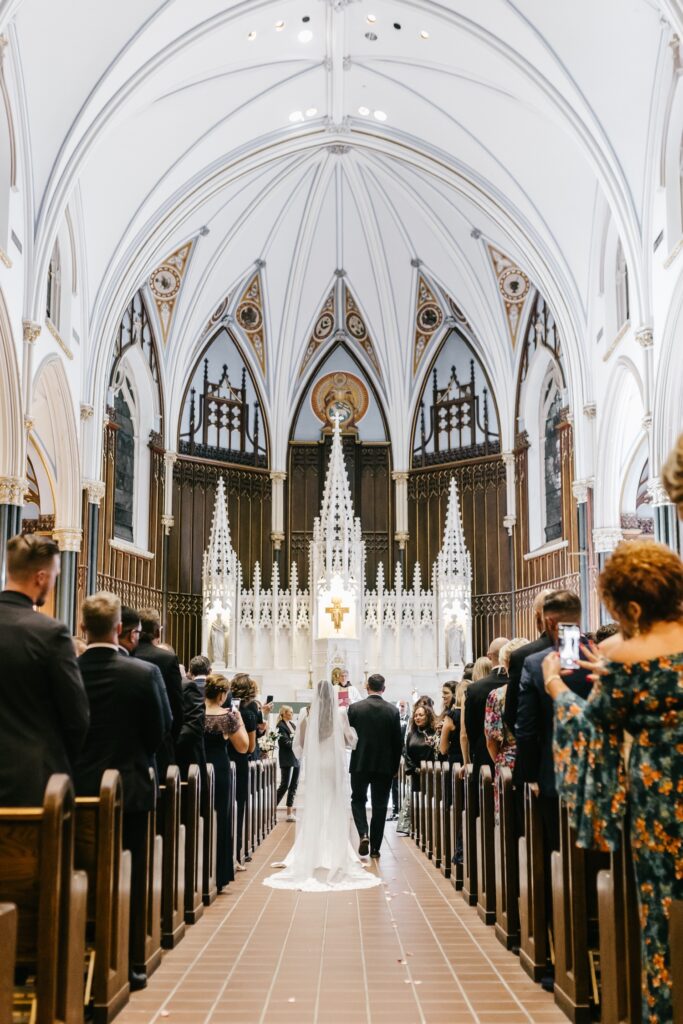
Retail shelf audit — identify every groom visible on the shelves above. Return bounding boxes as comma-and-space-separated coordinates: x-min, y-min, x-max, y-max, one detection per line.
347, 673, 403, 858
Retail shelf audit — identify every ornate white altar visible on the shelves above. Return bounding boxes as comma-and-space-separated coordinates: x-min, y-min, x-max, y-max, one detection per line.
202, 418, 472, 699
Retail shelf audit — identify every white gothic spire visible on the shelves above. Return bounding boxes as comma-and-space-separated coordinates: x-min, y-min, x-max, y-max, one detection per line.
437, 476, 471, 582
313, 414, 361, 547
203, 476, 238, 582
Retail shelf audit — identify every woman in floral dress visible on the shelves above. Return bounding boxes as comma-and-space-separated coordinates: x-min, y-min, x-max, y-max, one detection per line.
543, 541, 683, 1023
484, 638, 528, 816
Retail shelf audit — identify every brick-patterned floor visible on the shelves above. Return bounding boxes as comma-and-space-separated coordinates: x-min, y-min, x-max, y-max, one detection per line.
115, 819, 566, 1024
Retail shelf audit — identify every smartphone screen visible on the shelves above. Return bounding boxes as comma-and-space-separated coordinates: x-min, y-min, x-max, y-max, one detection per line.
558, 623, 581, 670
266, 695, 273, 705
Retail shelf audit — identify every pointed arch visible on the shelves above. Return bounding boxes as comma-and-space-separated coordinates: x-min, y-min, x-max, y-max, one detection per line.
31, 355, 80, 533
0, 285, 23, 482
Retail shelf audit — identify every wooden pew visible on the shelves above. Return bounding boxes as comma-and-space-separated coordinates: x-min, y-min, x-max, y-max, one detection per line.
432, 763, 443, 870
180, 765, 204, 925
410, 771, 418, 842
201, 763, 218, 907
130, 771, 162, 979
461, 764, 478, 907
0, 775, 87, 1024
552, 799, 607, 1022
157, 765, 186, 949
0, 904, 17, 1024
451, 765, 464, 891
672, 900, 683, 1024
440, 764, 452, 879
246, 762, 256, 858
476, 766, 496, 925
425, 763, 434, 860
256, 761, 264, 845
75, 770, 131, 1023
494, 767, 520, 951
518, 784, 548, 982
597, 821, 641, 1024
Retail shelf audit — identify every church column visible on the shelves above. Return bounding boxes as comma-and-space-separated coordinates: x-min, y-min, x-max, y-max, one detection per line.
53, 527, 82, 631
592, 527, 622, 623
649, 477, 679, 551
392, 470, 409, 573
501, 451, 517, 633
161, 452, 177, 626
636, 326, 654, 468
0, 477, 26, 588
270, 470, 286, 568
573, 479, 593, 629
83, 480, 105, 596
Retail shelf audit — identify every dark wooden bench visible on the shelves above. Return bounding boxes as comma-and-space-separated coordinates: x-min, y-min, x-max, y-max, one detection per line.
246, 762, 256, 858
476, 766, 496, 925
180, 765, 204, 925
425, 762, 434, 860
597, 820, 641, 1024
432, 762, 443, 870
451, 764, 464, 891
130, 771, 162, 979
518, 784, 548, 982
672, 900, 683, 1024
201, 763, 218, 907
157, 765, 186, 950
410, 769, 419, 842
440, 764, 452, 879
75, 770, 131, 1023
0, 903, 17, 1024
461, 764, 478, 907
418, 763, 427, 852
494, 767, 520, 951
0, 775, 87, 1024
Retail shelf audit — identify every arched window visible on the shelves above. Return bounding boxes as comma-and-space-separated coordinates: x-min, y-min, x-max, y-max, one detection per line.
113, 385, 135, 543
541, 374, 563, 543
46, 241, 61, 329
615, 239, 630, 328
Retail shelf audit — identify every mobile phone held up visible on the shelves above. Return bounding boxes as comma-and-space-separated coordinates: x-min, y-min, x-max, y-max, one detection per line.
265, 695, 273, 705
558, 622, 581, 670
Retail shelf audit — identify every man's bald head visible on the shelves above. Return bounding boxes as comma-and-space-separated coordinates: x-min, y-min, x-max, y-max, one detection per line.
486, 636, 510, 667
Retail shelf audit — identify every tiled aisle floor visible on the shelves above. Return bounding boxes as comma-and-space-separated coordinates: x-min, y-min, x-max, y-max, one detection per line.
115, 821, 566, 1024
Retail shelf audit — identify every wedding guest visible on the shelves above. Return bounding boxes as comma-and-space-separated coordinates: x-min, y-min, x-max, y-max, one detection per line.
203, 674, 248, 891
136, 608, 184, 773
0, 534, 89, 806
276, 706, 299, 821
119, 606, 142, 655
439, 681, 462, 766
463, 638, 509, 779
484, 638, 528, 814
397, 703, 437, 834
390, 699, 411, 819
545, 540, 683, 1022
460, 656, 492, 764
187, 655, 211, 696
229, 673, 258, 868
119, 606, 171, 757
503, 588, 555, 735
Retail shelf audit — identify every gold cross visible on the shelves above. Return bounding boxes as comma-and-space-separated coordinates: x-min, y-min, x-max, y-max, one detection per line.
325, 595, 350, 631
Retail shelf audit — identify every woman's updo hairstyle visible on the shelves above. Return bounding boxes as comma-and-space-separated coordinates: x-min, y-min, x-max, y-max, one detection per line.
205, 674, 229, 701
662, 434, 683, 518
599, 540, 683, 632
231, 673, 257, 701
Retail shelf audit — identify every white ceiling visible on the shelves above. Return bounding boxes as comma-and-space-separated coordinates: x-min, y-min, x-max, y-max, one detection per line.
2, 0, 669, 467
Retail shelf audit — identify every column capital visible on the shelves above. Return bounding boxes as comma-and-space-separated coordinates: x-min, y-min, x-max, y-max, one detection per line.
642, 413, 653, 431
22, 320, 41, 343
269, 470, 287, 483
52, 527, 82, 552
572, 478, 592, 504
592, 526, 623, 553
161, 514, 174, 535
0, 475, 27, 505
635, 326, 654, 349
503, 514, 516, 535
163, 450, 177, 469
391, 470, 409, 483
501, 450, 516, 468
648, 476, 672, 507
271, 531, 285, 549
23, 415, 34, 433
83, 479, 106, 506
0, 35, 7, 72
394, 531, 409, 549
583, 402, 597, 419
80, 403, 94, 421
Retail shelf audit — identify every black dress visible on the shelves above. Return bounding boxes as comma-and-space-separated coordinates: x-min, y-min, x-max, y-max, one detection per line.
404, 726, 436, 792
229, 703, 258, 862
444, 706, 463, 766
204, 709, 241, 889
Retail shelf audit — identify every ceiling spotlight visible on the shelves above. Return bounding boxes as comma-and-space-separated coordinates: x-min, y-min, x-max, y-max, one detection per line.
373, 109, 387, 121
366, 13, 377, 23
358, 106, 370, 116
393, 22, 401, 29
289, 110, 304, 123
247, 30, 257, 40
298, 28, 313, 42
365, 31, 377, 40
420, 29, 429, 39
302, 14, 310, 21
305, 107, 318, 117
275, 20, 285, 30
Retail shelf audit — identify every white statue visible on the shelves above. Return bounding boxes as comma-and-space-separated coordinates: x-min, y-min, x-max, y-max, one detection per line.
209, 609, 227, 666
445, 616, 465, 669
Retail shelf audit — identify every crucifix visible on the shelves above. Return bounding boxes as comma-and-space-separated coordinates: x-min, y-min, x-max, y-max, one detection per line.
325, 595, 350, 631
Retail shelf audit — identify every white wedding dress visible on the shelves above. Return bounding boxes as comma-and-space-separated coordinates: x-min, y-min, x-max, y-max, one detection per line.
263, 681, 382, 892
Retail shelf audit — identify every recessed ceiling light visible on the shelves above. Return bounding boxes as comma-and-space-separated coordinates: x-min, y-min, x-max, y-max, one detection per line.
289, 110, 304, 123
247, 30, 257, 40
366, 14, 377, 23
393, 22, 401, 29
358, 106, 370, 116
420, 30, 429, 39
302, 15, 310, 22
298, 28, 313, 42
373, 109, 387, 121
305, 107, 318, 117
275, 20, 285, 30
365, 31, 377, 40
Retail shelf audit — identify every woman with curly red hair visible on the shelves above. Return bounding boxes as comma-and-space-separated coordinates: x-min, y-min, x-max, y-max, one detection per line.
543, 539, 683, 1022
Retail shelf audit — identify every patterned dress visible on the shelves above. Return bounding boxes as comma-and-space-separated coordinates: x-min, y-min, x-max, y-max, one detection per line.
484, 684, 516, 816
553, 656, 683, 1023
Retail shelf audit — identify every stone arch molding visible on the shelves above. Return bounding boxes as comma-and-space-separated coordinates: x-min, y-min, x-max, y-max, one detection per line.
0, 285, 24, 493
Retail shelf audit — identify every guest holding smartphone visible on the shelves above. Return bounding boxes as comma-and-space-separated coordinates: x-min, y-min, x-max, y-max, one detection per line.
276, 705, 299, 822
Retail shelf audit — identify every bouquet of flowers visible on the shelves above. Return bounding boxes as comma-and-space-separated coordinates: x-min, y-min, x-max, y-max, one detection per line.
258, 729, 279, 756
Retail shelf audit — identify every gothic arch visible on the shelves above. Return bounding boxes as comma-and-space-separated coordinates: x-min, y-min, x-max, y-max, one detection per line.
0, 285, 23, 482
594, 358, 645, 530
31, 355, 80, 534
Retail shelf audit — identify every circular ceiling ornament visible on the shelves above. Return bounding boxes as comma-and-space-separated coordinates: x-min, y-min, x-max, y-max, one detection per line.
417, 302, 443, 333
346, 311, 367, 340
311, 371, 369, 430
149, 265, 181, 300
236, 301, 262, 332
498, 267, 529, 304
313, 310, 334, 341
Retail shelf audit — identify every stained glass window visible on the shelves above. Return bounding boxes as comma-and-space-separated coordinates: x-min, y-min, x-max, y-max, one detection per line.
114, 387, 135, 542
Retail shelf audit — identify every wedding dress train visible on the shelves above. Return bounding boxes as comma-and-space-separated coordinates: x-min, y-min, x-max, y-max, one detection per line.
263, 681, 382, 892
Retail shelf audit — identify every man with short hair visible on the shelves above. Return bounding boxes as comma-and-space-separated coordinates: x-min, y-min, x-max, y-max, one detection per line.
74, 591, 166, 990
119, 605, 172, 758
347, 674, 403, 858
0, 534, 89, 805
176, 656, 209, 781
187, 655, 211, 697
136, 607, 184, 773
462, 636, 509, 776
503, 588, 556, 735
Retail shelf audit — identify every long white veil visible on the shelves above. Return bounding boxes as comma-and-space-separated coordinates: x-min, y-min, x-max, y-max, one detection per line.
263, 680, 381, 891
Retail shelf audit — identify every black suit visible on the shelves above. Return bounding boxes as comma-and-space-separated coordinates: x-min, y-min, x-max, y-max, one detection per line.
276, 720, 300, 808
347, 695, 403, 852
175, 679, 207, 781
0, 590, 90, 806
464, 668, 507, 779
503, 633, 552, 739
135, 640, 184, 773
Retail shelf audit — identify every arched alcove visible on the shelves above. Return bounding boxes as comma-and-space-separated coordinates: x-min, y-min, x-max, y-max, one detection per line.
31, 355, 80, 534
0, 286, 23, 483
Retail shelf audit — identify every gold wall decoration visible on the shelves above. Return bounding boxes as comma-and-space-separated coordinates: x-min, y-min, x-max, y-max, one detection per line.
311, 370, 369, 431
234, 271, 266, 374
486, 245, 531, 349
413, 274, 445, 375
299, 288, 335, 378
148, 241, 193, 345
344, 286, 381, 377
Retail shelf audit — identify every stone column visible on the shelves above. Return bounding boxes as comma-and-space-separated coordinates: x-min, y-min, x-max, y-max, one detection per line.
83, 480, 105, 596
53, 527, 82, 631
649, 477, 679, 551
592, 527, 623, 623
270, 470, 286, 567
161, 452, 177, 626
392, 470, 409, 572
22, 320, 41, 409
573, 478, 593, 628
0, 476, 26, 587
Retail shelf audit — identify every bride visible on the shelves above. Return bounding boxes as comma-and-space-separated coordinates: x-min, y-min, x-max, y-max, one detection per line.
263, 680, 382, 892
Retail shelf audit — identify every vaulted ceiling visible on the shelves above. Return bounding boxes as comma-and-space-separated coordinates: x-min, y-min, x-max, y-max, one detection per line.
2, 0, 669, 466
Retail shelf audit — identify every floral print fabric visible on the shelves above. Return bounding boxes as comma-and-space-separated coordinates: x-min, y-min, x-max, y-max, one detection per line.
484, 685, 516, 815
553, 656, 683, 1023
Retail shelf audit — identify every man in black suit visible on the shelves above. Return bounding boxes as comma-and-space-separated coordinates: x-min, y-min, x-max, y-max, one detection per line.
463, 636, 509, 778
176, 673, 207, 781
74, 591, 166, 989
136, 607, 184, 773
0, 534, 89, 806
187, 655, 211, 698
119, 605, 172, 748
347, 674, 403, 857
503, 588, 556, 736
